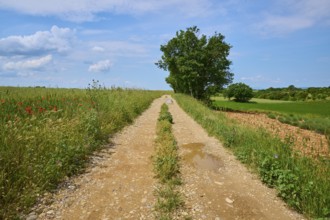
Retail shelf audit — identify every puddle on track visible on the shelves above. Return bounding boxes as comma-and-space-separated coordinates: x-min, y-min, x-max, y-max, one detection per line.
181, 143, 223, 172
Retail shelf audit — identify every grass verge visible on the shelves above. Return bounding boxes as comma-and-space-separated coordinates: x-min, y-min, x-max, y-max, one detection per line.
174, 94, 330, 219
153, 103, 184, 219
0, 85, 163, 219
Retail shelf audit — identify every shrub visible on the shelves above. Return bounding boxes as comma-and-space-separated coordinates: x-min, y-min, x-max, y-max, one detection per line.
224, 83, 253, 102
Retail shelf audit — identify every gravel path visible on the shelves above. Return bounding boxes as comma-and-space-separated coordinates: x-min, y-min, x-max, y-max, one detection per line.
32, 97, 165, 220
29, 96, 305, 220
168, 97, 305, 220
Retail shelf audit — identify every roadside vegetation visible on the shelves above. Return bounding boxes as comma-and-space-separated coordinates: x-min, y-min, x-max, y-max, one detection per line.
174, 94, 330, 219
212, 97, 330, 141
0, 83, 163, 219
153, 103, 184, 219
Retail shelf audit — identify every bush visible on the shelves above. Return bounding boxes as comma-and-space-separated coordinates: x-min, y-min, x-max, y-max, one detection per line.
224, 83, 253, 102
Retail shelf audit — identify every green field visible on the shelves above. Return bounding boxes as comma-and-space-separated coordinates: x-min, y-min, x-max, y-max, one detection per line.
212, 96, 330, 117
0, 85, 163, 219
212, 96, 330, 138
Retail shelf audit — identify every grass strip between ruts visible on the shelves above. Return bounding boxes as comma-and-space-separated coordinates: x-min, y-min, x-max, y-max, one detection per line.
153, 102, 184, 220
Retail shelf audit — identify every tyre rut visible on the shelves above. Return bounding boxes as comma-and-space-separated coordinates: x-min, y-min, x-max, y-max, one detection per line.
167, 97, 304, 220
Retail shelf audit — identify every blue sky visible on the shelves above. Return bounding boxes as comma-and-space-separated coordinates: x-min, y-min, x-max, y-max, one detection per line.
0, 0, 329, 90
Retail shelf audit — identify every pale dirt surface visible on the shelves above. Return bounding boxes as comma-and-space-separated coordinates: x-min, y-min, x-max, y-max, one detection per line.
168, 98, 305, 220
31, 97, 166, 220
29, 96, 306, 220
225, 112, 329, 157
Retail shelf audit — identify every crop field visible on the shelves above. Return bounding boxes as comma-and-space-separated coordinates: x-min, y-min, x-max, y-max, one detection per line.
0, 85, 163, 219
212, 96, 330, 140
212, 96, 330, 117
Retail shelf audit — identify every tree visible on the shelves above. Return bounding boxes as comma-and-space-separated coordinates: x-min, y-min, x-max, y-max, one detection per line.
156, 26, 233, 101
225, 83, 253, 102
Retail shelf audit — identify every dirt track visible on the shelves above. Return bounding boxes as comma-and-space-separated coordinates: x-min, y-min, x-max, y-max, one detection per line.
32, 96, 304, 220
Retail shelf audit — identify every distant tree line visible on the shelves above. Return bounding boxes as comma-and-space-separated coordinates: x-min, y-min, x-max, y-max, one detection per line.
254, 85, 330, 101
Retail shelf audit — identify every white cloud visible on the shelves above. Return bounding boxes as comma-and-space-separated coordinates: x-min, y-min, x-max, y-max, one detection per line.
0, 0, 213, 22
3, 55, 52, 71
0, 26, 75, 56
88, 41, 147, 57
88, 59, 112, 72
255, 0, 330, 36
257, 15, 313, 36
92, 46, 105, 52
240, 75, 281, 84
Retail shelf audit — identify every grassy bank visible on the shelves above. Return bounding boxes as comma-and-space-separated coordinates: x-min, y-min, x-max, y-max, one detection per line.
153, 103, 183, 219
0, 85, 162, 219
174, 94, 330, 218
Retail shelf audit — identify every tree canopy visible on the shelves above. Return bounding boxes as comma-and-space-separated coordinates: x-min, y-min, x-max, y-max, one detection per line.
156, 26, 233, 101
224, 83, 253, 102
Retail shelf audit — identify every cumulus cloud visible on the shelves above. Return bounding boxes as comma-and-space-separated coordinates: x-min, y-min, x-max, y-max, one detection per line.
88, 59, 112, 72
3, 54, 52, 71
0, 26, 75, 56
0, 0, 213, 22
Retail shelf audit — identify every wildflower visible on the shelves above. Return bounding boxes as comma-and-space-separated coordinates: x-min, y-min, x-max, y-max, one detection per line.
0, 99, 5, 104
25, 106, 33, 115
17, 102, 23, 106
38, 107, 45, 113
274, 154, 279, 159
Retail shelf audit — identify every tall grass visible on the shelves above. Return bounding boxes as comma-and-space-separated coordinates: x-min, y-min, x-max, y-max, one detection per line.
153, 104, 183, 219
0, 85, 162, 219
174, 94, 330, 219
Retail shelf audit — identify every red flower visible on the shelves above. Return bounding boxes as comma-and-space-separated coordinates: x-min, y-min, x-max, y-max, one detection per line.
53, 106, 57, 111
0, 99, 5, 104
25, 106, 33, 115
17, 102, 23, 106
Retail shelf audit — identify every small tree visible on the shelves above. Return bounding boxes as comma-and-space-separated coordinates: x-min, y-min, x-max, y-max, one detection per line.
156, 26, 233, 101
225, 83, 253, 102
